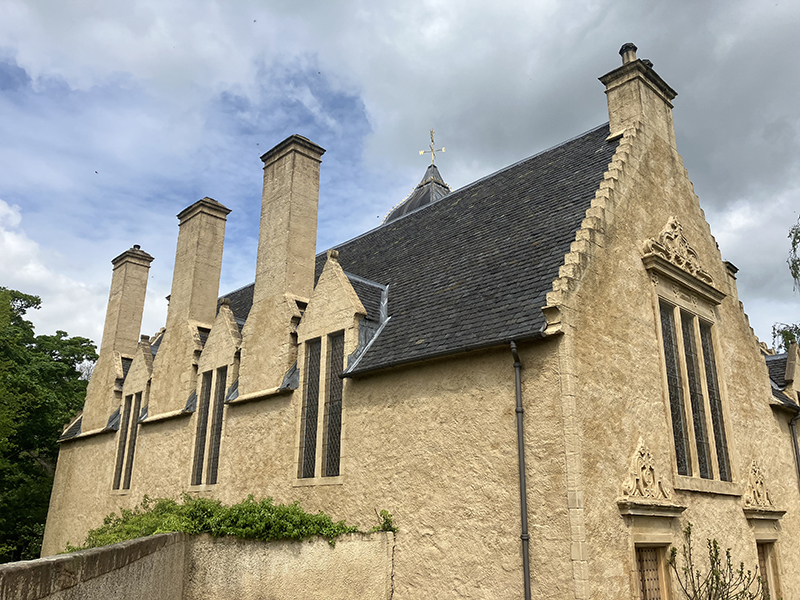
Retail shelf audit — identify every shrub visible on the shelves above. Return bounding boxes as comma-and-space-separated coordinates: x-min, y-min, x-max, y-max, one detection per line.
66, 495, 362, 551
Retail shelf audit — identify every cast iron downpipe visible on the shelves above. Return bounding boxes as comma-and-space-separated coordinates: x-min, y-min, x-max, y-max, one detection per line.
791, 411, 800, 495
510, 341, 532, 600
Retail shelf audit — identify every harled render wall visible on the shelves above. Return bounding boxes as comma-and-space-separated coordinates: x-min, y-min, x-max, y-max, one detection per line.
558, 115, 800, 597
40, 337, 572, 599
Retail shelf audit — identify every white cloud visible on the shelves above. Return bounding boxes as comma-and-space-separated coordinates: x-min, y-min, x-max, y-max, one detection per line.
0, 198, 106, 341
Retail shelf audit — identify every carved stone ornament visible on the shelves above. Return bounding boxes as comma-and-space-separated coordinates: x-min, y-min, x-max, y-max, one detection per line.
642, 217, 713, 285
743, 460, 774, 508
622, 438, 672, 501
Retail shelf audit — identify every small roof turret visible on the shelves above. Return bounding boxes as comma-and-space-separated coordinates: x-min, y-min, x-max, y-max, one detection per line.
383, 163, 451, 224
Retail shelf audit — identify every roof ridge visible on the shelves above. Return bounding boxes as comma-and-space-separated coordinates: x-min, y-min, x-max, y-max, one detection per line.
320, 122, 613, 256
343, 271, 388, 291
446, 122, 611, 201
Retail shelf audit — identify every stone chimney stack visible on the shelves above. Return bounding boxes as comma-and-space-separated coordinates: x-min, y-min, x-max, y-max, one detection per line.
148, 197, 231, 416
785, 343, 800, 401
82, 245, 153, 432
599, 43, 678, 147
239, 135, 326, 395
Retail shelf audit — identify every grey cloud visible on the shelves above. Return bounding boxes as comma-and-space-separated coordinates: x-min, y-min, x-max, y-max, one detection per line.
1, 0, 798, 345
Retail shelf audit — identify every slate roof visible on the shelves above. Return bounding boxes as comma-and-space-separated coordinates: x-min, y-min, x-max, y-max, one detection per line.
345, 273, 385, 322
121, 357, 133, 380
765, 353, 799, 410
766, 353, 787, 389
222, 283, 254, 325
225, 124, 618, 375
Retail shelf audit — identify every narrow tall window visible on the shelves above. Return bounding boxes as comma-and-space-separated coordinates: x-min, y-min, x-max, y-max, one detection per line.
121, 391, 142, 489
112, 394, 133, 489
681, 311, 712, 479
635, 547, 665, 599
659, 302, 691, 476
323, 332, 345, 477
206, 366, 228, 485
658, 300, 731, 483
192, 370, 213, 486
299, 338, 321, 479
700, 322, 730, 481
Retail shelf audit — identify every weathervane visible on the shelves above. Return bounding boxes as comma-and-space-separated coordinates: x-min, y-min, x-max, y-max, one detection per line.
419, 129, 445, 165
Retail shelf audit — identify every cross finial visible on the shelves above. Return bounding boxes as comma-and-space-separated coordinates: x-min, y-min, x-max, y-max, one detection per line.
419, 129, 445, 165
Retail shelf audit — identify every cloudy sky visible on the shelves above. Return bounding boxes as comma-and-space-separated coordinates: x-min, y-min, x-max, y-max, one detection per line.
0, 0, 798, 349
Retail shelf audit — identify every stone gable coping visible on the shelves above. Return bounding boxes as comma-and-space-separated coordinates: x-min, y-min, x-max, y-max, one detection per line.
542, 122, 642, 334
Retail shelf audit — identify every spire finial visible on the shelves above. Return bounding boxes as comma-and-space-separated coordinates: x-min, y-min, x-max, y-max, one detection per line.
419, 129, 445, 165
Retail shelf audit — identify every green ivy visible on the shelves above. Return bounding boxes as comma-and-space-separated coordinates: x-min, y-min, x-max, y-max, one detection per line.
65, 495, 399, 552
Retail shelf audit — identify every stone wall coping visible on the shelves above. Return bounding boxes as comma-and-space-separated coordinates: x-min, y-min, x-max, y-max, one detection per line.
227, 386, 293, 406
140, 407, 194, 424
0, 533, 183, 600
58, 425, 115, 444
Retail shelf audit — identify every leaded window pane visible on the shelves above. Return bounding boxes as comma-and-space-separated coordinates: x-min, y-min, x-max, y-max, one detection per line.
206, 365, 227, 485
113, 394, 132, 490
324, 332, 345, 477
660, 302, 690, 476
681, 311, 712, 479
299, 338, 321, 479
192, 371, 213, 486
700, 322, 730, 481
122, 392, 142, 490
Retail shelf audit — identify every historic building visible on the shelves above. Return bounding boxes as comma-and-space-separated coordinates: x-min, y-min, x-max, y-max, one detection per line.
43, 44, 800, 599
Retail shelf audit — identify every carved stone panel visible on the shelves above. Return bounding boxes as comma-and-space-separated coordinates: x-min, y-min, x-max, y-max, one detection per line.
743, 460, 774, 508
622, 437, 672, 501
642, 217, 713, 285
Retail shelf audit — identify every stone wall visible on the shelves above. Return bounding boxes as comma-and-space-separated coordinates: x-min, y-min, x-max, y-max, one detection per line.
0, 533, 185, 600
1, 532, 394, 600
184, 532, 394, 600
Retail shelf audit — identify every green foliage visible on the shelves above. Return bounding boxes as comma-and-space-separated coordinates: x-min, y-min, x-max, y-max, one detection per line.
370, 509, 397, 533
668, 523, 771, 600
788, 218, 800, 291
66, 495, 363, 551
0, 288, 97, 562
772, 323, 800, 353
771, 217, 800, 352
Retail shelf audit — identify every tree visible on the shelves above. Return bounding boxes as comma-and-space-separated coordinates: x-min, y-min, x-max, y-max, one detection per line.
787, 218, 800, 291
772, 218, 800, 351
669, 523, 770, 600
0, 288, 97, 562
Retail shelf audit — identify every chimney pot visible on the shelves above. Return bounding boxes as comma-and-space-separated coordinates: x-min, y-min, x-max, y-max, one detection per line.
133, 244, 141, 250
140, 334, 150, 342
619, 42, 638, 65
